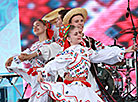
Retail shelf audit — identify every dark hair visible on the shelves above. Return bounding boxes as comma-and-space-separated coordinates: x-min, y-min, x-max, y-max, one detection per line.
58, 9, 70, 21
38, 19, 45, 25
38, 19, 51, 29
69, 14, 84, 24
67, 25, 76, 37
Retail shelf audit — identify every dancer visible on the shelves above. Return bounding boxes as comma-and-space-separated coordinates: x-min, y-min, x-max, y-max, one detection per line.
35, 25, 137, 101
42, 7, 65, 40
62, 7, 108, 50
5, 19, 62, 102
61, 8, 130, 100
57, 8, 108, 100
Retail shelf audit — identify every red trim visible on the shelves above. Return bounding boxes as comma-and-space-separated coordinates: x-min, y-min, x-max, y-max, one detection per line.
36, 90, 49, 99
43, 43, 50, 45
30, 91, 37, 97
40, 82, 52, 90
89, 54, 93, 56
38, 82, 81, 101
68, 57, 90, 70
69, 53, 78, 65
88, 48, 92, 51
62, 84, 78, 102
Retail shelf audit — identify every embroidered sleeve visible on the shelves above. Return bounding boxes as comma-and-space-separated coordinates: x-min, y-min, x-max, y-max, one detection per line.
94, 40, 106, 51
13, 47, 31, 64
12, 45, 33, 64
38, 51, 72, 74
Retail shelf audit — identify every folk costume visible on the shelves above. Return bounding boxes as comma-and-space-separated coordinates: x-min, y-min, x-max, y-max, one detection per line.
34, 25, 125, 102
6, 20, 62, 102
61, 8, 123, 100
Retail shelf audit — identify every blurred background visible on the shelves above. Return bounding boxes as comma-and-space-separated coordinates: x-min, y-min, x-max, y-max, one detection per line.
0, 0, 138, 101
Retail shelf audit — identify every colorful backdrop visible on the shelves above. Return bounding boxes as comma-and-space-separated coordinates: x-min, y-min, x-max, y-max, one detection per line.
19, 0, 138, 51
0, 0, 138, 101
18, 0, 138, 98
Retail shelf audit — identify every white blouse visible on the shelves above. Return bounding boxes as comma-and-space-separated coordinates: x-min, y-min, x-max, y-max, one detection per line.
41, 44, 125, 78
13, 40, 62, 68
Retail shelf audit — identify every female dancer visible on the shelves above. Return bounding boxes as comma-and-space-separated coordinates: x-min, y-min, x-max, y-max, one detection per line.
36, 25, 137, 101
5, 19, 62, 102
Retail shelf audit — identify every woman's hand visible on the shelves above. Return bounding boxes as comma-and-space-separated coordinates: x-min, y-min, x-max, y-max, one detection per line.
18, 52, 37, 61
18, 53, 29, 61
125, 45, 138, 53
5, 57, 13, 68
64, 73, 73, 81
37, 72, 44, 83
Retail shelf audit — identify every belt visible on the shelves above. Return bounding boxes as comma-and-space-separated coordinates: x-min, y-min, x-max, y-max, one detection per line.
73, 77, 86, 81
64, 77, 91, 87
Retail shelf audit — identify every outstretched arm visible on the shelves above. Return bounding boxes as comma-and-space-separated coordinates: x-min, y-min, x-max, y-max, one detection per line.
89, 45, 137, 65
5, 57, 13, 68
18, 52, 37, 61
5, 52, 37, 68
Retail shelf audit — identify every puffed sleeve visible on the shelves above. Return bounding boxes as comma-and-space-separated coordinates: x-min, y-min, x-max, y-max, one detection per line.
38, 45, 50, 61
89, 46, 125, 65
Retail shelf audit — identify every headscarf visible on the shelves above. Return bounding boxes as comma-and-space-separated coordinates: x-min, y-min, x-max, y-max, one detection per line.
59, 24, 71, 41
59, 24, 71, 50
38, 19, 54, 39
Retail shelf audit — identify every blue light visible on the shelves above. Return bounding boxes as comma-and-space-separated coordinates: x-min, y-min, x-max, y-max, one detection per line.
27, 3, 35, 10
68, 1, 78, 8
47, 0, 61, 9
100, 0, 111, 4
21, 39, 29, 47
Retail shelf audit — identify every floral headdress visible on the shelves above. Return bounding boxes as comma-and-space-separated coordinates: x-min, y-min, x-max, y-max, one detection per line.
59, 24, 71, 42
59, 24, 71, 50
